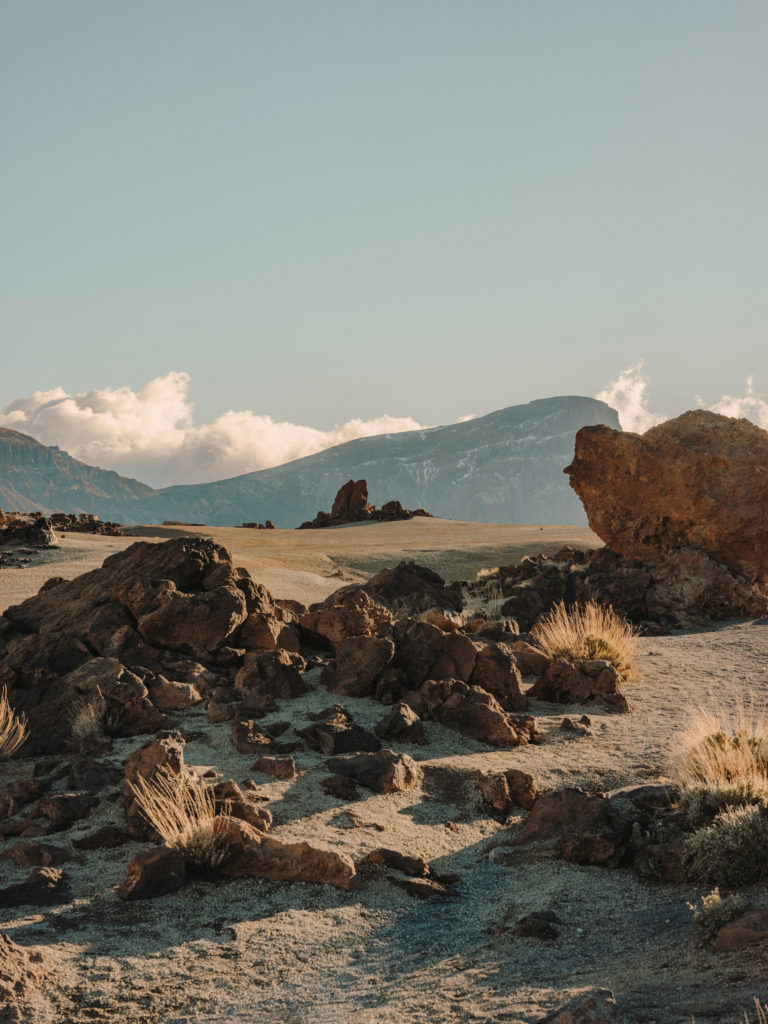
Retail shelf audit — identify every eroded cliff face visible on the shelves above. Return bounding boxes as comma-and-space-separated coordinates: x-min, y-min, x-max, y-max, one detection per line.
565, 410, 768, 581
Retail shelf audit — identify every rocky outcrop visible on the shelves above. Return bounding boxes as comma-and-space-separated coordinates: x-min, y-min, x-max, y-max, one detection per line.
325, 749, 423, 793
0, 538, 272, 753
298, 480, 432, 529
470, 545, 768, 632
566, 410, 768, 580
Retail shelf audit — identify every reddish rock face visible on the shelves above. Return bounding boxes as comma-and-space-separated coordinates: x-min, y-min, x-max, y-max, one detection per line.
0, 932, 50, 1016
565, 410, 768, 580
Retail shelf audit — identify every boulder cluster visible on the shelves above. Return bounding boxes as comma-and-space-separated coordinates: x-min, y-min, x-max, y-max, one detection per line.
0, 511, 56, 549
0, 536, 636, 924
298, 479, 432, 529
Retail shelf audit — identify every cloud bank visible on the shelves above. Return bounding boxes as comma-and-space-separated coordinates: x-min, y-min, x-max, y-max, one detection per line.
595, 361, 665, 433
0, 372, 425, 487
596, 362, 768, 433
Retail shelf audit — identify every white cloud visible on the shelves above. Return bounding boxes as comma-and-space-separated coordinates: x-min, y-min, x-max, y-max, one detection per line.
701, 375, 768, 429
597, 362, 768, 434
595, 360, 666, 433
0, 372, 424, 487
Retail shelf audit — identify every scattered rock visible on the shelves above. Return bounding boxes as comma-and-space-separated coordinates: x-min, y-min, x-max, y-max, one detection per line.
234, 650, 307, 701
374, 702, 428, 745
516, 789, 628, 868
73, 825, 128, 850
413, 679, 539, 748
0, 867, 70, 908
117, 847, 187, 901
368, 848, 430, 877
528, 660, 629, 713
475, 768, 537, 814
299, 706, 380, 756
216, 816, 359, 890
230, 719, 273, 755
321, 635, 395, 698
251, 756, 297, 780
542, 988, 620, 1024
713, 907, 768, 952
0, 842, 69, 867
298, 480, 432, 529
33, 792, 99, 833
321, 775, 360, 801
146, 675, 202, 711
325, 749, 422, 794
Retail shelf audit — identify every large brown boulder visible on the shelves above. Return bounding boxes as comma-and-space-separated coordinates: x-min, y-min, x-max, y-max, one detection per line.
565, 410, 768, 580
413, 679, 539, 748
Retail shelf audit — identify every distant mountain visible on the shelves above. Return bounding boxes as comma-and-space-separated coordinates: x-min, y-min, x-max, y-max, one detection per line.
0, 427, 156, 517
0, 397, 620, 527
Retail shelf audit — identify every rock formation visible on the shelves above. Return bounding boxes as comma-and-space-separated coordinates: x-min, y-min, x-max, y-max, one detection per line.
566, 410, 768, 580
298, 480, 432, 529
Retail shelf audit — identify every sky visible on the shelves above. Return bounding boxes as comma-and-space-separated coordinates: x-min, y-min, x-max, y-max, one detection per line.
2, 1, 767, 485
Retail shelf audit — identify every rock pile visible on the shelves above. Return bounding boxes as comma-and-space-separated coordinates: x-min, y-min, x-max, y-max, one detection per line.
0, 512, 56, 549
298, 479, 432, 529
49, 512, 123, 536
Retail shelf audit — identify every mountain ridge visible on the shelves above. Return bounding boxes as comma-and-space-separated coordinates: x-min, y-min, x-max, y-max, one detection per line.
0, 396, 620, 526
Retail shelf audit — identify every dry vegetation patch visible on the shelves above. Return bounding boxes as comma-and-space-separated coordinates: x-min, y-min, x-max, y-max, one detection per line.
128, 769, 231, 869
531, 599, 638, 676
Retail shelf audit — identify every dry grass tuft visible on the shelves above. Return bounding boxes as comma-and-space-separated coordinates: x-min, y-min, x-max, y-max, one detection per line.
70, 689, 109, 752
531, 600, 638, 677
743, 1000, 768, 1024
673, 697, 768, 803
129, 769, 231, 869
0, 687, 28, 759
461, 579, 509, 621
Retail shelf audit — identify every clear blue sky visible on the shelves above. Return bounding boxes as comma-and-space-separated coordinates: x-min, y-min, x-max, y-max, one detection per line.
2, 0, 767, 431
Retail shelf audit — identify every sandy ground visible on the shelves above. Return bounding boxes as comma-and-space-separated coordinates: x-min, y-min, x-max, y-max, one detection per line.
0, 519, 599, 613
1, 523, 767, 1023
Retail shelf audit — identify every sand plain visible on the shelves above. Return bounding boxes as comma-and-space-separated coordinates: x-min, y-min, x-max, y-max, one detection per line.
0, 520, 767, 1024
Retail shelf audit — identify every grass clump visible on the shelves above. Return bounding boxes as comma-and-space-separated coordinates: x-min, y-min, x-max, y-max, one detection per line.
531, 600, 638, 677
461, 579, 508, 621
129, 769, 231, 870
0, 687, 28, 759
688, 886, 747, 946
684, 803, 768, 886
673, 699, 768, 797
70, 689, 110, 753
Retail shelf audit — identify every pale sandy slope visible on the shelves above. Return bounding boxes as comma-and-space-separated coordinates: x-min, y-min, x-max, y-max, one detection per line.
0, 519, 599, 612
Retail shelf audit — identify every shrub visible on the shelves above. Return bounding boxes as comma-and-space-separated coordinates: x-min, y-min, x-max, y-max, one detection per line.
129, 769, 231, 869
0, 687, 28, 759
688, 887, 747, 946
684, 803, 768, 886
531, 600, 638, 677
673, 698, 768, 796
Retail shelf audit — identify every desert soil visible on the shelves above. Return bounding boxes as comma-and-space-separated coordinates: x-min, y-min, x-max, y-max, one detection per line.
1, 521, 767, 1024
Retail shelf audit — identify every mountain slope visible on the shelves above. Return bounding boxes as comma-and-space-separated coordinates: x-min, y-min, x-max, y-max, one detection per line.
114, 396, 620, 526
0, 397, 620, 527
0, 427, 157, 516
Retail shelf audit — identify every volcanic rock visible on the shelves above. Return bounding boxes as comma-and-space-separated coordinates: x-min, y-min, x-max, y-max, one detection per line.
321, 636, 395, 698
412, 679, 539, 748
516, 788, 629, 867
475, 768, 537, 814
216, 816, 359, 890
117, 847, 187, 901
374, 702, 428, 745
0, 867, 70, 908
298, 480, 433, 529
234, 650, 307, 701
299, 706, 380, 756
566, 410, 768, 580
528, 659, 630, 713
325, 749, 422, 794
